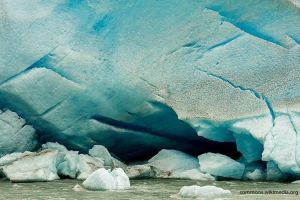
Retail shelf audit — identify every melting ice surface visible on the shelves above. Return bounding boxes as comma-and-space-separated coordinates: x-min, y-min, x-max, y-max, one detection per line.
1, 0, 300, 190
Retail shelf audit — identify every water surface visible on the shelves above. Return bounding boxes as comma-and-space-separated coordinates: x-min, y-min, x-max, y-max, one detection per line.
0, 178, 299, 199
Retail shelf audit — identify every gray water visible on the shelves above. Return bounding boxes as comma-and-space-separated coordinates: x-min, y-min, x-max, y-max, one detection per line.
0, 178, 299, 200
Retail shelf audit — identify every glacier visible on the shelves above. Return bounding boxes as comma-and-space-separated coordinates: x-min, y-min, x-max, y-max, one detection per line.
1, 0, 300, 181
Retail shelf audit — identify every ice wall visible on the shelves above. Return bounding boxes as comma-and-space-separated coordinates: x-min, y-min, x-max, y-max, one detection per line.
1, 0, 300, 174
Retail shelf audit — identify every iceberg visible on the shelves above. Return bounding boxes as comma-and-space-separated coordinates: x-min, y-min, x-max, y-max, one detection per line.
1, 0, 300, 177
0, 150, 60, 182
82, 168, 130, 191
82, 168, 116, 191
198, 153, 245, 179
179, 185, 232, 199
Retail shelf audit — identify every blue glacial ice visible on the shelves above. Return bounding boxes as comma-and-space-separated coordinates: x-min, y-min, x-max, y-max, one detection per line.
1, 0, 300, 180
198, 153, 245, 179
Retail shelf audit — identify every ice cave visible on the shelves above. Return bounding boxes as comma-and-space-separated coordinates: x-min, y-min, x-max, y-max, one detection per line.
1, 0, 300, 199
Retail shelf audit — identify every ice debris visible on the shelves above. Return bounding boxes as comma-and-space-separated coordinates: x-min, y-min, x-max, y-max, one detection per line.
179, 185, 232, 199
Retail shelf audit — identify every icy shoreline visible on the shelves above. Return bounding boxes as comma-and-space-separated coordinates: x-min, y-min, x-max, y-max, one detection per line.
0, 142, 297, 185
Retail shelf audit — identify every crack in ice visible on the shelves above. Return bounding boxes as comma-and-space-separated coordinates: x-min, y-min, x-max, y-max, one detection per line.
196, 68, 276, 126
206, 7, 289, 49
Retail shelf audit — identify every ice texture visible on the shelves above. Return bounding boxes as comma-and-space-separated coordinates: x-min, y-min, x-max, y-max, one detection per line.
179, 185, 232, 199
1, 0, 300, 175
198, 153, 245, 179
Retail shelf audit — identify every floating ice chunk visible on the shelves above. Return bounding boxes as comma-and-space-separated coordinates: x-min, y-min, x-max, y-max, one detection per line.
82, 168, 130, 191
179, 185, 232, 198
110, 168, 130, 189
233, 133, 263, 163
198, 153, 245, 179
82, 168, 116, 191
0, 150, 59, 182
89, 145, 113, 167
125, 165, 155, 179
0, 152, 24, 166
171, 169, 215, 181
42, 142, 68, 153
148, 149, 199, 178
0, 110, 37, 157
266, 160, 289, 181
